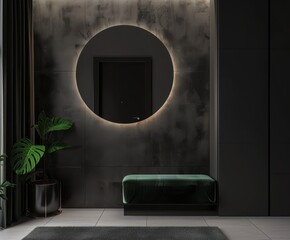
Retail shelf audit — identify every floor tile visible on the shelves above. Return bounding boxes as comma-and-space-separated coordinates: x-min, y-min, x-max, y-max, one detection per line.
13, 217, 53, 227
218, 226, 270, 240
204, 217, 270, 240
45, 220, 99, 226
147, 216, 207, 226
250, 217, 290, 239
1, 210, 290, 240
0, 216, 52, 239
46, 209, 103, 226
56, 209, 104, 219
0, 226, 36, 240
97, 209, 146, 226
204, 217, 254, 227
61, 208, 104, 211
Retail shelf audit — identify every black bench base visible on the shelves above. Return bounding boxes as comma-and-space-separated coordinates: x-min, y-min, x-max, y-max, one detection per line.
124, 204, 217, 216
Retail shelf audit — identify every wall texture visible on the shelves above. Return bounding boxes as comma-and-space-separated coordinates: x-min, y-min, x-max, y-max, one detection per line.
33, 0, 210, 207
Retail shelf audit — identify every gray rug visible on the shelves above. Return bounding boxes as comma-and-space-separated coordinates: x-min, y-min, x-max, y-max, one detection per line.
22, 227, 229, 240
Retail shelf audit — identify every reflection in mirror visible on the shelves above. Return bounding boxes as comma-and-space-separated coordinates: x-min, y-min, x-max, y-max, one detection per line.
76, 25, 174, 124
94, 57, 152, 123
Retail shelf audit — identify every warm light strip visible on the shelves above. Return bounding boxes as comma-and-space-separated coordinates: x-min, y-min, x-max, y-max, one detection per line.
72, 23, 178, 127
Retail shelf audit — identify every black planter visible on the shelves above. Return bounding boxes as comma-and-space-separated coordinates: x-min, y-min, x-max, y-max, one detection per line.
28, 179, 60, 217
0, 209, 3, 229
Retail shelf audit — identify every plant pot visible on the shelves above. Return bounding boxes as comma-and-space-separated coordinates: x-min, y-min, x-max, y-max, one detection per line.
0, 208, 3, 229
27, 179, 60, 217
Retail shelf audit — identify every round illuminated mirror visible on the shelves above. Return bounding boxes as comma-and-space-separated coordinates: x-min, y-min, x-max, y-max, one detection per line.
76, 25, 174, 124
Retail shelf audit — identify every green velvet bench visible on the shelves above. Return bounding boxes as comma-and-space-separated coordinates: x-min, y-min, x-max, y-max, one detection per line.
122, 174, 217, 215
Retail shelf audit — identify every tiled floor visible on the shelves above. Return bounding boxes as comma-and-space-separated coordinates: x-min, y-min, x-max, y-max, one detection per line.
0, 208, 290, 240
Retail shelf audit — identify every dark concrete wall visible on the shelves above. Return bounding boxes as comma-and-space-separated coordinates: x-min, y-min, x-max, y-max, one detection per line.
33, 0, 211, 207
218, 0, 269, 215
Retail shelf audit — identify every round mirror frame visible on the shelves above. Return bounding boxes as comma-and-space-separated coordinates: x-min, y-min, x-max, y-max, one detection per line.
76, 25, 174, 124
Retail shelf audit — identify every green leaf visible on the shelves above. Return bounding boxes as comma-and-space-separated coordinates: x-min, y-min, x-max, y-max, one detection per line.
0, 194, 8, 200
38, 111, 47, 123
47, 142, 71, 154
11, 138, 45, 175
34, 111, 73, 138
0, 180, 15, 201
24, 169, 48, 182
0, 154, 7, 162
35, 111, 51, 139
0, 180, 15, 188
47, 117, 73, 133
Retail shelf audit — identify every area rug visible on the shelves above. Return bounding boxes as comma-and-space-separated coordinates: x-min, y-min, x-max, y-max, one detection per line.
22, 227, 229, 240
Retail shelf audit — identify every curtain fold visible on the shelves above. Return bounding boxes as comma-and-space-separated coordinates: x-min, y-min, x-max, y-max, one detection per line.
0, 0, 4, 229
3, 0, 34, 227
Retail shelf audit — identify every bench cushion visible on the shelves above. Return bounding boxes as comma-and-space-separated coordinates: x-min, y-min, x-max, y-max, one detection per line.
122, 174, 216, 205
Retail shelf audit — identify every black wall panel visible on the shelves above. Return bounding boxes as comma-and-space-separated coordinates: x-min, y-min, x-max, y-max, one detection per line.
218, 0, 268, 49
218, 0, 269, 215
270, 0, 290, 216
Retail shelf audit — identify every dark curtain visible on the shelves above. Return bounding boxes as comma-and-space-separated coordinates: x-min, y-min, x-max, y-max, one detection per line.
3, 0, 34, 227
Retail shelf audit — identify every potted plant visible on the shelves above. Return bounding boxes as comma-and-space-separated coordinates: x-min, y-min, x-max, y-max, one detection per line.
0, 154, 15, 228
11, 111, 73, 217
